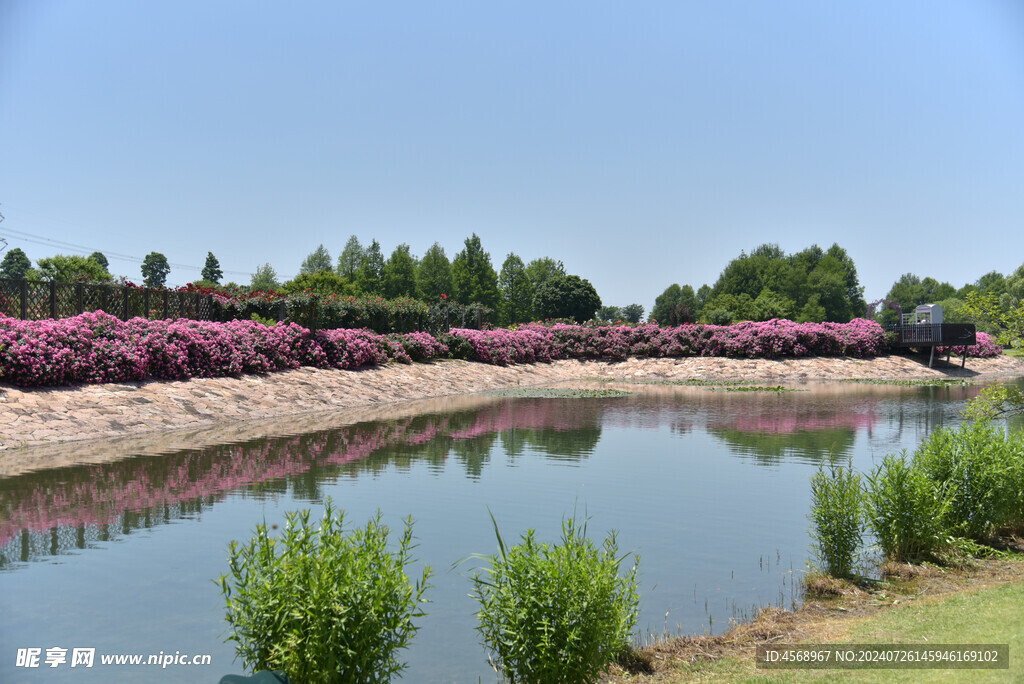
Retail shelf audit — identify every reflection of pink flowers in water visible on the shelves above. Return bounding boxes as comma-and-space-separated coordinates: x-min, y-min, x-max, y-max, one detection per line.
0, 396, 886, 553
0, 401, 583, 547
716, 410, 877, 435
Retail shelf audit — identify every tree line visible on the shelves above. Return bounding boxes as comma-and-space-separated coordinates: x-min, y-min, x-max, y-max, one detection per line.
0, 235, 610, 326
5, 237, 1021, 334
0, 248, 185, 290
650, 243, 866, 324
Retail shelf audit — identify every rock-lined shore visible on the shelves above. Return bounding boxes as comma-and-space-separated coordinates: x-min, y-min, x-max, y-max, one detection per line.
1, 353, 1023, 476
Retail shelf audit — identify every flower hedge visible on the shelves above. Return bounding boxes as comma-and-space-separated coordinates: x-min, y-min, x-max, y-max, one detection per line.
0, 314, 999, 388
935, 331, 1002, 359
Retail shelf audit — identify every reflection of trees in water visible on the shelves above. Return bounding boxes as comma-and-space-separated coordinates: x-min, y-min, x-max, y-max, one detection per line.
707, 427, 858, 465
0, 399, 603, 565
1, 386, 979, 566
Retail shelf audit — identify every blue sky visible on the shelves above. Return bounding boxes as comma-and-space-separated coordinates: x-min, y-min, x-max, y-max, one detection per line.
2, 0, 1022, 311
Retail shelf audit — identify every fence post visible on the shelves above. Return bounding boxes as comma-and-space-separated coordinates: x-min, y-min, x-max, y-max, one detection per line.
277, 300, 287, 323
101, 285, 108, 315
122, 285, 130, 321
143, 288, 151, 320
163, 291, 169, 319
49, 281, 57, 319
76, 282, 85, 315
20, 279, 28, 320
178, 292, 184, 319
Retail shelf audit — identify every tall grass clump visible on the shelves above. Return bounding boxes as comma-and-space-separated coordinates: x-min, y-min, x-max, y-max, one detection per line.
914, 420, 1024, 539
865, 452, 948, 562
218, 502, 432, 683
809, 460, 863, 578
470, 514, 639, 684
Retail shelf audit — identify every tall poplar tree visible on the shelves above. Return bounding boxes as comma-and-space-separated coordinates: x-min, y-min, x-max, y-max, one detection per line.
451, 234, 499, 309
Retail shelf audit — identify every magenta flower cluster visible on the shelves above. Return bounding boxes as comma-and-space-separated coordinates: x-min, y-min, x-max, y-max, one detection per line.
449, 318, 889, 365
936, 331, 1002, 359
0, 312, 433, 387
0, 313, 1000, 388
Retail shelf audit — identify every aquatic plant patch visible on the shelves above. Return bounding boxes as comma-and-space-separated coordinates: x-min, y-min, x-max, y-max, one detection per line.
839, 379, 976, 387
719, 385, 798, 393
485, 388, 636, 398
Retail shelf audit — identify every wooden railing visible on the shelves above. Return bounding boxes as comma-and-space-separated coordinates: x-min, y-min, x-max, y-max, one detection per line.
0, 278, 217, 322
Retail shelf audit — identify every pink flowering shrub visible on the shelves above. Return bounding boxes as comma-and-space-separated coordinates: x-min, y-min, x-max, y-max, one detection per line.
454, 318, 887, 365
0, 313, 401, 387
315, 328, 410, 369
390, 332, 450, 362
0, 313, 996, 388
936, 331, 1002, 359
448, 328, 558, 365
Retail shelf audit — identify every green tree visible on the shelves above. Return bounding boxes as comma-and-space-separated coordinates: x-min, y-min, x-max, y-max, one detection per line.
650, 284, 682, 324
713, 243, 793, 302
88, 251, 109, 271
36, 254, 112, 283
280, 270, 357, 296
596, 305, 622, 322
526, 258, 566, 320
416, 242, 452, 301
533, 274, 601, 323
695, 284, 711, 315
963, 382, 1024, 420
1004, 263, 1024, 309
201, 252, 223, 284
141, 252, 171, 288
356, 240, 385, 295
752, 288, 795, 320
975, 270, 1007, 297
524, 257, 565, 293
621, 303, 645, 324
300, 244, 333, 275
451, 234, 499, 308
711, 243, 864, 323
961, 290, 1024, 349
702, 293, 756, 323
250, 263, 280, 291
336, 235, 364, 280
796, 294, 827, 323
498, 253, 533, 325
0, 247, 32, 279
382, 243, 419, 299
806, 256, 852, 322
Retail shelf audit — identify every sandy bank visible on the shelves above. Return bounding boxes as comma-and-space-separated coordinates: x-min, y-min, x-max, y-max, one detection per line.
1, 352, 1022, 476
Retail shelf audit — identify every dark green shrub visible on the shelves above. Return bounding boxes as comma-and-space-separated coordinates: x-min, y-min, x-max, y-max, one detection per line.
471, 515, 639, 684
218, 502, 431, 683
865, 452, 948, 562
437, 332, 474, 360
809, 461, 863, 578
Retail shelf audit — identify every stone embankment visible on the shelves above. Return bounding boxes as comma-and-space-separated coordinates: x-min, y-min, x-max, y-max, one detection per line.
1, 353, 1023, 476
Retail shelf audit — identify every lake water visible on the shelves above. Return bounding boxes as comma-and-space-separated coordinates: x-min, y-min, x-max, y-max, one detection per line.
0, 381, 1009, 682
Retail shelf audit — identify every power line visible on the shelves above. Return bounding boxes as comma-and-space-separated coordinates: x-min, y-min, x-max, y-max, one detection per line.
0, 226, 262, 278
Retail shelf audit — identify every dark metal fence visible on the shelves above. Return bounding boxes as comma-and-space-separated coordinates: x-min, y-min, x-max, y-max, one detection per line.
894, 323, 977, 348
0, 278, 217, 322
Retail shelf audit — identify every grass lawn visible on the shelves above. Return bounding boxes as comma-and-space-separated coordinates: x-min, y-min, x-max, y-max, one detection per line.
1004, 347, 1024, 359
612, 558, 1024, 684
648, 580, 1023, 683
